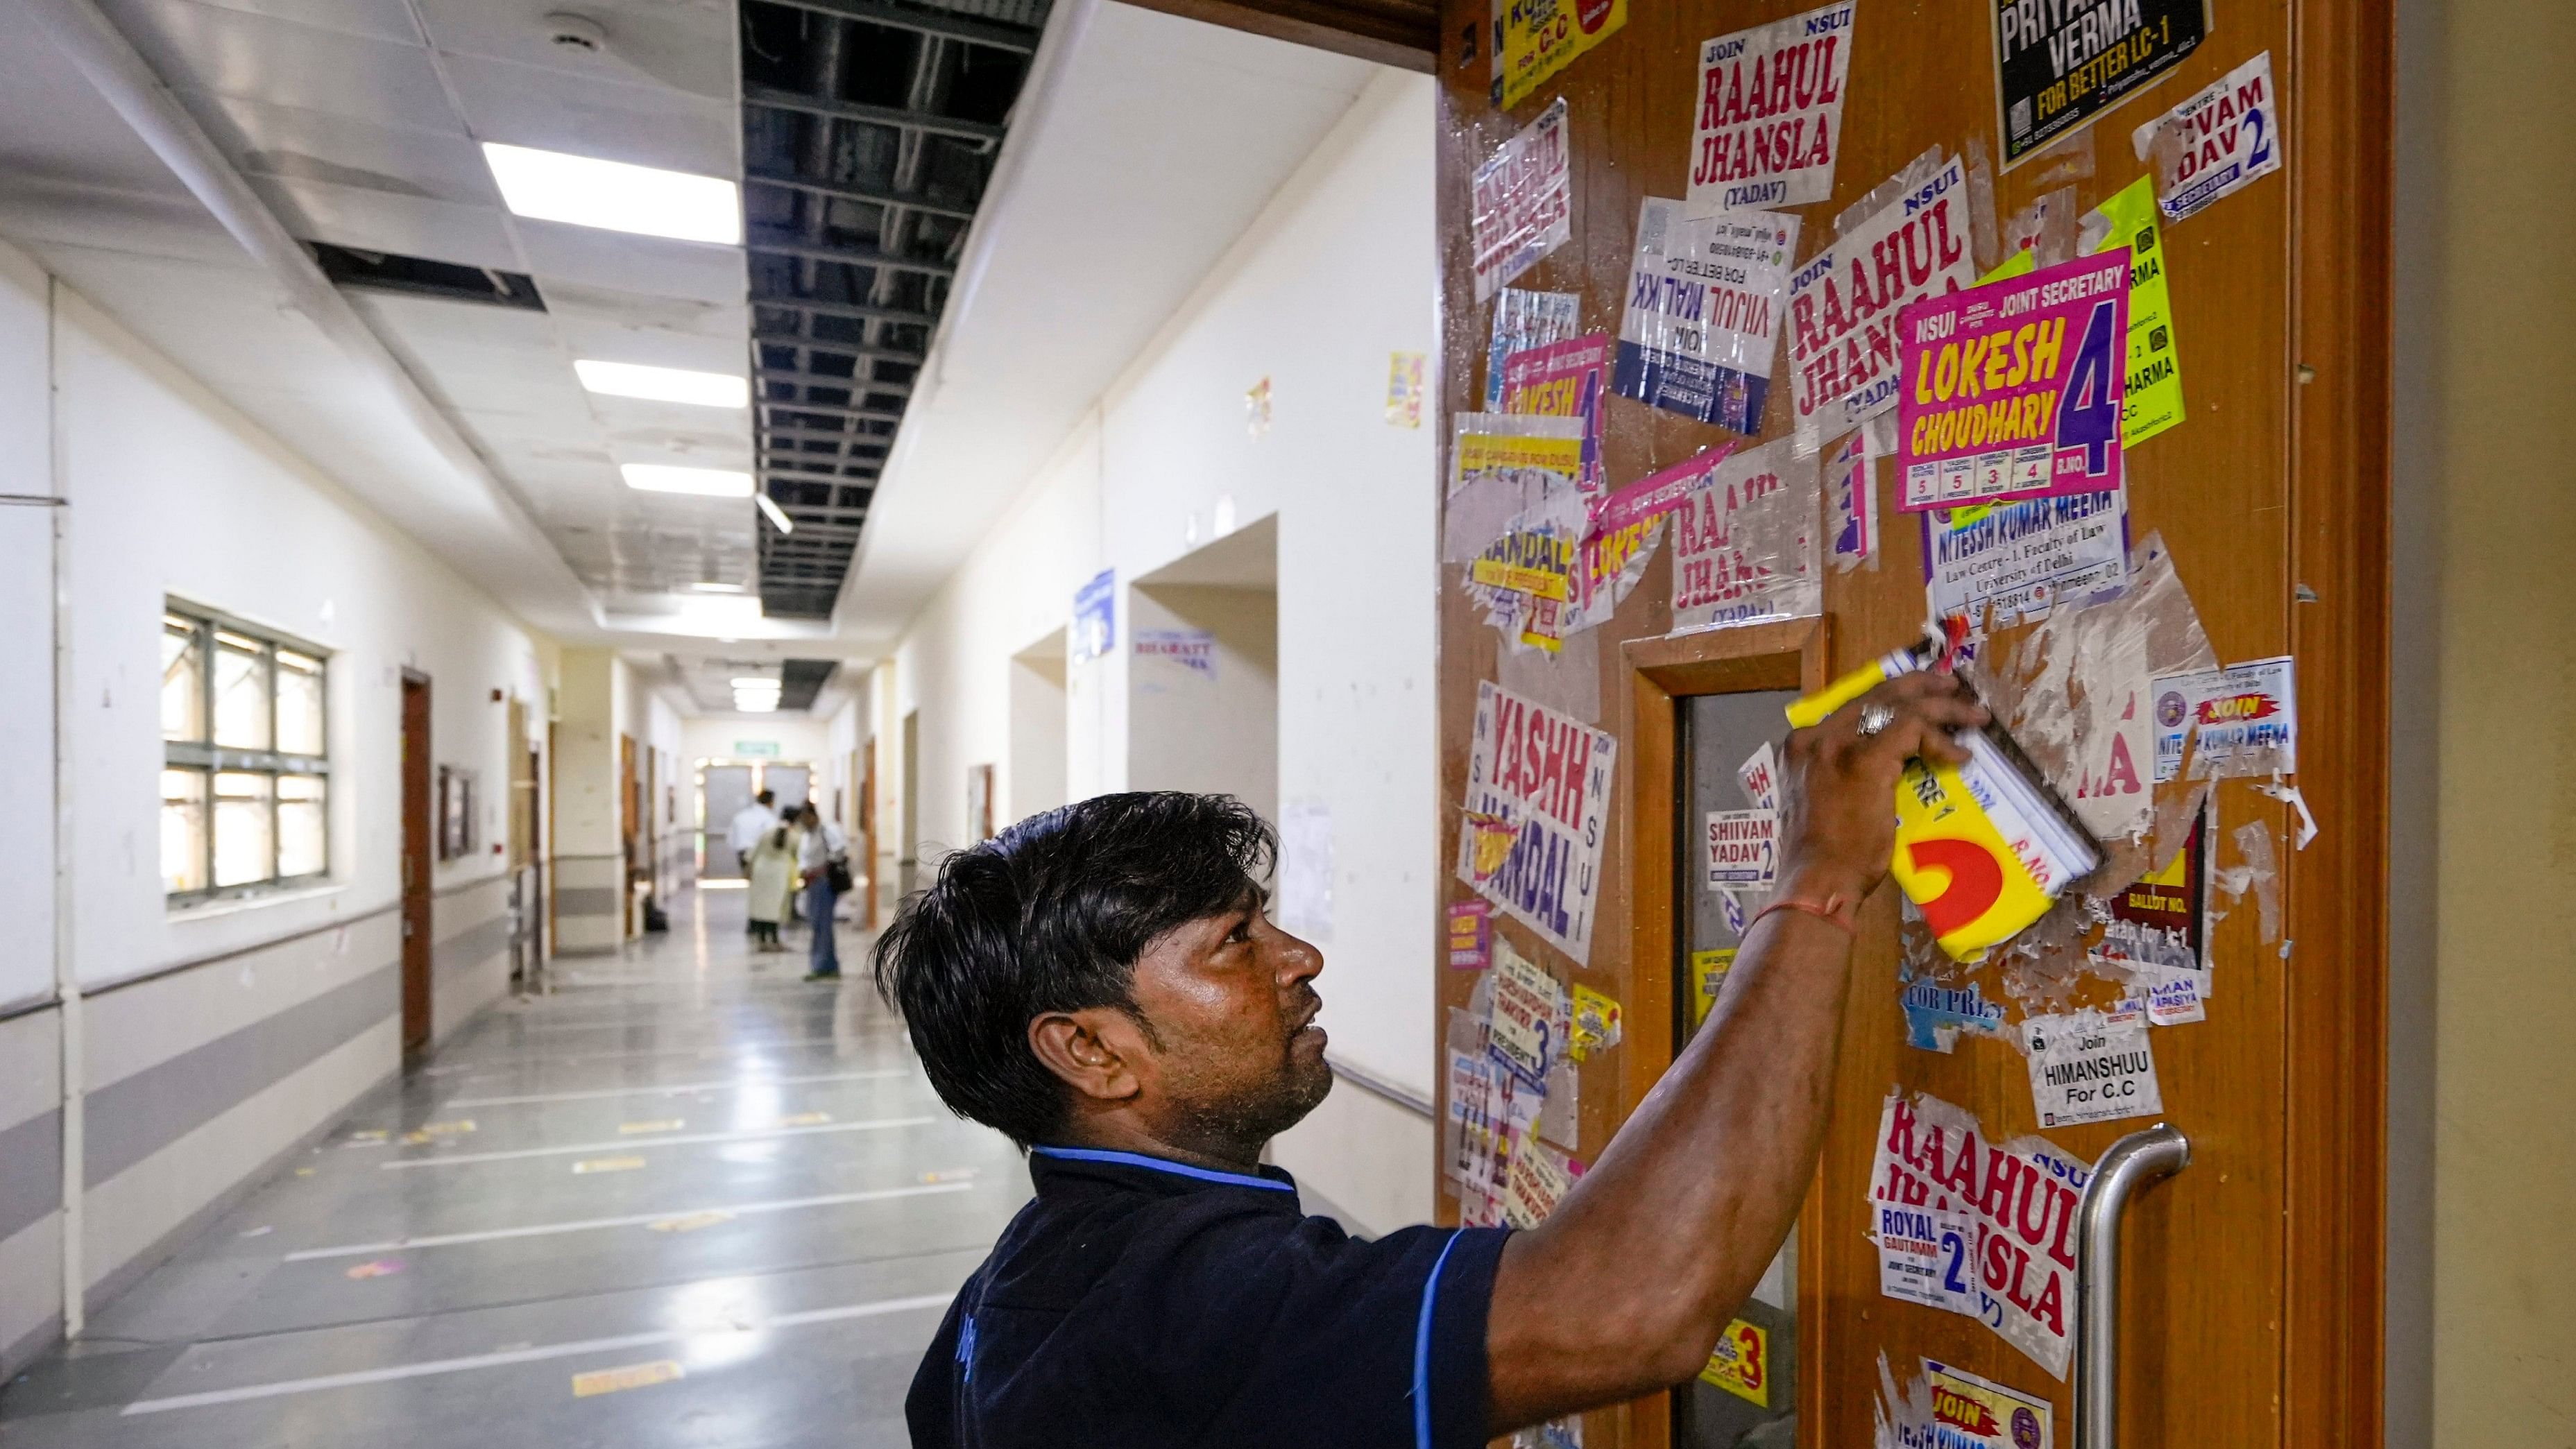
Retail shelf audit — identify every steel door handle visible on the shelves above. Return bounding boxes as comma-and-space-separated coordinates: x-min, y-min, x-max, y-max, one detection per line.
2073, 1123, 2190, 1449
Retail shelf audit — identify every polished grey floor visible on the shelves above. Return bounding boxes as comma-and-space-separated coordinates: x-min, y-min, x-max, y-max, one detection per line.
1, 887, 1027, 1447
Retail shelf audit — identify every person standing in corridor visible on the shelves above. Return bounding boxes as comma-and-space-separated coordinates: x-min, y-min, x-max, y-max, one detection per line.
798, 802, 851, 981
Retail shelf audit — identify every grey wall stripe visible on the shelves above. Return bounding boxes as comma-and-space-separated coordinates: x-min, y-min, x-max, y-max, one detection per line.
434, 915, 513, 977
85, 963, 398, 1189
555, 888, 620, 918
0, 1108, 62, 1242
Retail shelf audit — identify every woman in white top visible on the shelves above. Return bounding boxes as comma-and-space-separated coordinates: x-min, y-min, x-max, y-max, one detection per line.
795, 803, 851, 980
743, 822, 797, 953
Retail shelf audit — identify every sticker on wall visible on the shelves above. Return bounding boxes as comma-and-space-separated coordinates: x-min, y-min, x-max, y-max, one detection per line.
1789, 155, 1978, 454
1894, 250, 2131, 513
1501, 1140, 1580, 1227
1495, 0, 1626, 110
2022, 1003, 2164, 1129
1993, 0, 2207, 169
1700, 1318, 1771, 1407
1134, 628, 1218, 683
1925, 1358, 2055, 1449
1826, 431, 1878, 572
2133, 51, 2283, 224
1921, 486, 2129, 629
1385, 351, 1426, 428
1670, 436, 1823, 634
1689, 946, 1736, 1025
1612, 200, 1799, 434
1457, 680, 1618, 965
1704, 809, 1780, 891
2080, 177, 2185, 447
1485, 289, 1583, 409
1448, 899, 1494, 968
1489, 939, 1569, 1086
1898, 974, 2007, 1052
2151, 655, 2297, 781
1501, 334, 1611, 494
1569, 983, 1622, 1060
1471, 98, 1574, 302
1873, 1203, 1980, 1317
1686, 1, 1856, 212
1244, 376, 1272, 438
1071, 569, 1116, 662
2090, 803, 2210, 980
1872, 1091, 2093, 1378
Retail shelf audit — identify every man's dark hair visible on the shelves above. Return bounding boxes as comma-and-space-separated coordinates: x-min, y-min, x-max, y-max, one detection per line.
756, 789, 775, 805
872, 791, 1275, 1148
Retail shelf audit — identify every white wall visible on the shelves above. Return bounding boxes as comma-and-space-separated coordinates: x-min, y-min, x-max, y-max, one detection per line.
886, 70, 1439, 1228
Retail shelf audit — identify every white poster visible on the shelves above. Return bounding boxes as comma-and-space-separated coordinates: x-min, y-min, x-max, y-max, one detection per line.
1687, 1, 1858, 212
1704, 809, 1779, 890
2021, 1004, 2163, 1129
1670, 436, 1822, 633
1874, 1203, 1980, 1317
1457, 680, 1619, 964
2133, 51, 2283, 224
2151, 655, 2297, 782
1922, 486, 2129, 628
1788, 156, 1978, 454
1472, 99, 1575, 302
1612, 200, 1800, 433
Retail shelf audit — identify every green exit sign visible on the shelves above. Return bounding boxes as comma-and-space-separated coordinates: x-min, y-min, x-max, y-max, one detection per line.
735, 741, 782, 758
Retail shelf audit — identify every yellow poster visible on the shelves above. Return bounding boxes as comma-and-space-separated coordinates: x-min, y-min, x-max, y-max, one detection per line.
1689, 947, 1737, 1026
2085, 176, 2185, 447
1698, 1317, 1770, 1407
1496, 0, 1627, 110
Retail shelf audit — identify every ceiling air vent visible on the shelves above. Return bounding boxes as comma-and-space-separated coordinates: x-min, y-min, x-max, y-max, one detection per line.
308, 243, 546, 311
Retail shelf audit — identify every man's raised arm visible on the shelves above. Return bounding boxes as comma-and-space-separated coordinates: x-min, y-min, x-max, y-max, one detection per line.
1484, 669, 1988, 1429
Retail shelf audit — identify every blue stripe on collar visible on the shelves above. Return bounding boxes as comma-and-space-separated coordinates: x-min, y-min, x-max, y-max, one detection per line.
1029, 1144, 1296, 1193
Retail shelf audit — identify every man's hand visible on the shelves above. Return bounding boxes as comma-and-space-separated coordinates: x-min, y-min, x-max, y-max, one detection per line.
1772, 669, 1989, 909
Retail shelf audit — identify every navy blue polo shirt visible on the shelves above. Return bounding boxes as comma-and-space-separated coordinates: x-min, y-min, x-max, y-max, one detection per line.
909, 1144, 1512, 1448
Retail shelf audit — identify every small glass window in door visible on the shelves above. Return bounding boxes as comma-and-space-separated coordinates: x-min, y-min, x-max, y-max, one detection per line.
1675, 688, 1801, 1448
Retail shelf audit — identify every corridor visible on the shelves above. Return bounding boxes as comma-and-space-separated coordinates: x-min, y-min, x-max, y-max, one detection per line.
0, 891, 1025, 1446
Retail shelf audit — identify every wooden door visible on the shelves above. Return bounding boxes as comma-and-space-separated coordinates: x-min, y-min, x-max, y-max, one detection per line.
399, 672, 432, 1056
1430, 3, 2389, 1446
619, 733, 638, 938
857, 744, 878, 928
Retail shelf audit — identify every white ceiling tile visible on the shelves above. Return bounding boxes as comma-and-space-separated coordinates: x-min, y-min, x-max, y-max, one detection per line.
195, 94, 501, 207
254, 175, 520, 268
0, 179, 255, 268
515, 221, 744, 305
110, 0, 423, 45
442, 53, 737, 175
350, 288, 561, 349
545, 284, 748, 350
416, 0, 734, 104
583, 391, 752, 440
0, 1, 199, 199
109, 0, 463, 135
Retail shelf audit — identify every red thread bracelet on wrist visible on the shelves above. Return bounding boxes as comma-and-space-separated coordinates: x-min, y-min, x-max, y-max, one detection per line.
1750, 894, 1859, 938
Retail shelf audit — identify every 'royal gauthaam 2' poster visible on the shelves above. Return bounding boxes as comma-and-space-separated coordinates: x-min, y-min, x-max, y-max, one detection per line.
1457, 680, 1617, 964
1894, 250, 2130, 512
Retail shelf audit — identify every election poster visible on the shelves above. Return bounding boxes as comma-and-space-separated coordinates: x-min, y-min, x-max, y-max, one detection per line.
1925, 1360, 2054, 1449
1705, 809, 1779, 890
2133, 51, 2283, 224
2092, 803, 2209, 976
1687, 1, 1856, 212
1671, 437, 1823, 633
2151, 654, 2296, 780
2081, 176, 2185, 447
1790, 156, 1979, 454
1489, 938, 1566, 1085
1071, 569, 1116, 662
1992, 0, 2208, 169
1871, 1091, 2094, 1378
1826, 431, 1877, 572
1699, 1319, 1771, 1407
1503, 334, 1611, 493
2021, 1004, 2164, 1128
1612, 200, 1799, 434
1472, 100, 1574, 302
1132, 628, 1216, 680
1485, 289, 1582, 409
1921, 486, 2129, 627
1448, 898, 1494, 969
1875, 1203, 1980, 1317
1895, 251, 2131, 513
1496, 0, 1626, 110
1458, 680, 1619, 963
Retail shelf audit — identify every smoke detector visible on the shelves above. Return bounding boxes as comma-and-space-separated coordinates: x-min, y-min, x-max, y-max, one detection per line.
543, 12, 608, 53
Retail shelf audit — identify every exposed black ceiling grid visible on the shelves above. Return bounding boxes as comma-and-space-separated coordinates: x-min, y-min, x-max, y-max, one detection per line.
740, 0, 1052, 619
778, 658, 841, 710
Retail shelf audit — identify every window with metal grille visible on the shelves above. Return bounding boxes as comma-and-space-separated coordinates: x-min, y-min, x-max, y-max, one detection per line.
161, 602, 330, 902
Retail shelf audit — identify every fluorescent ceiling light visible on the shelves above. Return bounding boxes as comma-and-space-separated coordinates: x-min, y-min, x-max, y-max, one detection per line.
687, 581, 746, 594
482, 142, 742, 244
624, 464, 751, 497
577, 360, 749, 409
733, 695, 779, 713
753, 492, 794, 534
730, 676, 778, 689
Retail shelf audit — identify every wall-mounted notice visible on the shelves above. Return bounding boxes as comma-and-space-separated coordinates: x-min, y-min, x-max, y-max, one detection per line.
1895, 250, 2130, 513
1687, 1, 1856, 211
1612, 200, 1799, 434
1872, 1091, 2094, 1378
1385, 351, 1426, 428
1496, 0, 1627, 110
1925, 1359, 2055, 1449
1457, 680, 1618, 964
1133, 628, 1216, 678
1485, 289, 1583, 409
1704, 809, 1778, 889
2081, 177, 2185, 447
1790, 156, 1977, 454
1503, 334, 1611, 493
2151, 654, 2296, 780
2022, 1004, 2163, 1128
1488, 937, 1568, 1084
1993, 0, 2208, 169
1071, 569, 1115, 662
1874, 1203, 1979, 1316
2133, 51, 2283, 224
1447, 898, 1494, 968
1699, 1319, 1771, 1407
1826, 431, 1877, 571
2092, 805, 2209, 976
1472, 99, 1574, 302
1671, 437, 1822, 633
1921, 486, 2129, 627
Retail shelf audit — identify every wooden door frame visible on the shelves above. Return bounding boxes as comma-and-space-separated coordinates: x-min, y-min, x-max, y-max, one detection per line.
1614, 617, 1834, 1448
398, 669, 433, 1059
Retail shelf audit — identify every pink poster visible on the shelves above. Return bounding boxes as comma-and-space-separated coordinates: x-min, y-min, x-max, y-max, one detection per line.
1503, 334, 1610, 494
1894, 250, 2130, 513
